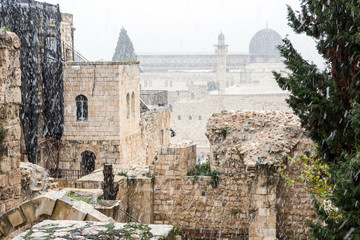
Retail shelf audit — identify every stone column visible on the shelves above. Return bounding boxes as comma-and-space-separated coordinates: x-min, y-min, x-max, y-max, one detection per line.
248, 165, 278, 240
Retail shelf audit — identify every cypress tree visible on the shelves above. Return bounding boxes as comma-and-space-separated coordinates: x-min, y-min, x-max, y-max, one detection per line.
112, 27, 137, 61
273, 0, 360, 238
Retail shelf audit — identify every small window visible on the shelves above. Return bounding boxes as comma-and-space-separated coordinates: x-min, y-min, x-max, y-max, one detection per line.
199, 116, 202, 120
178, 115, 181, 120
188, 115, 192, 120
144, 80, 148, 87
126, 93, 130, 119
149, 80, 152, 87
191, 93, 195, 99
76, 95, 88, 121
170, 81, 173, 87
169, 104, 173, 112
165, 80, 168, 87
131, 92, 135, 117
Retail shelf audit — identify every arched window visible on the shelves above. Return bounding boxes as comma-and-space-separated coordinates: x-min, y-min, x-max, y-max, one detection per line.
76, 95, 88, 121
126, 93, 130, 119
131, 92, 135, 117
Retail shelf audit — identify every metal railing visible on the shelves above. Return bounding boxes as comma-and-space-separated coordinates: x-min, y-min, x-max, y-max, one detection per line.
50, 169, 81, 179
61, 40, 89, 62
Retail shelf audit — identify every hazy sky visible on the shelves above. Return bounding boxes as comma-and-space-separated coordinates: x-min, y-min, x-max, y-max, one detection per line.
38, 0, 324, 67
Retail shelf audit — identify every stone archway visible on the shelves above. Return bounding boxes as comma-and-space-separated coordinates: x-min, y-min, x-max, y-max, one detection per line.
0, 191, 113, 238
80, 151, 96, 176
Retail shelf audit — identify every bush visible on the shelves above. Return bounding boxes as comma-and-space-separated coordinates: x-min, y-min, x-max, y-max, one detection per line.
187, 163, 219, 188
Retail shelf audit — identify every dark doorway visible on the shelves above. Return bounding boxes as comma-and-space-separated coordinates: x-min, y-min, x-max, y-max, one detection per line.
80, 151, 95, 176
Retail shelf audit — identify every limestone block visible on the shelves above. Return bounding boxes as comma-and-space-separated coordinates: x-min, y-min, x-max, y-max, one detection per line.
29, 195, 57, 217
5, 87, 21, 103
256, 187, 267, 195
0, 213, 13, 236
0, 174, 7, 188
6, 207, 25, 227
84, 209, 114, 223
51, 199, 87, 221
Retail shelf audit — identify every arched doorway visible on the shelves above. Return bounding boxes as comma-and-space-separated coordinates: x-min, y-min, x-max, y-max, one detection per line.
80, 151, 96, 176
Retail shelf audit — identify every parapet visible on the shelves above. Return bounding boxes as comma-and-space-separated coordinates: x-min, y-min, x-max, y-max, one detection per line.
153, 142, 197, 177
63, 61, 140, 66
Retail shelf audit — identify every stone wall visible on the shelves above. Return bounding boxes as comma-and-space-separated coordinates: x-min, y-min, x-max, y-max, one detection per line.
140, 90, 168, 108
140, 107, 171, 165
149, 111, 314, 239
60, 13, 74, 61
171, 93, 290, 156
0, 29, 22, 214
275, 141, 315, 239
73, 110, 314, 239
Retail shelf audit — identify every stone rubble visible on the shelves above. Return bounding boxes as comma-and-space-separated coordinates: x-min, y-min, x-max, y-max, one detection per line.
20, 162, 58, 199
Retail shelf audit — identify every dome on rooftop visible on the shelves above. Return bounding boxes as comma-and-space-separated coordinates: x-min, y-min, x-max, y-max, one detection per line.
249, 28, 282, 56
218, 32, 225, 41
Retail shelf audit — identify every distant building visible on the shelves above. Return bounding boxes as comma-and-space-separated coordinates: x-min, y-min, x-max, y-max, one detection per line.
138, 27, 284, 92
139, 28, 289, 156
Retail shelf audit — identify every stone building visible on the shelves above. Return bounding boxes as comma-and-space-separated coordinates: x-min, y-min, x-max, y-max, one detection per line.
57, 15, 170, 175
138, 27, 284, 92
138, 29, 289, 157
0, 0, 171, 178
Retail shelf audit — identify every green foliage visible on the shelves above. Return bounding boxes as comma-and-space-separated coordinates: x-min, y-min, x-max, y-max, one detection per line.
67, 193, 91, 204
278, 146, 332, 201
274, 0, 360, 238
231, 209, 238, 216
221, 127, 227, 139
173, 225, 180, 235
145, 172, 153, 178
123, 223, 153, 240
117, 171, 128, 177
0, 123, 5, 143
67, 191, 104, 205
0, 27, 10, 31
112, 27, 137, 62
187, 163, 219, 188
187, 163, 211, 176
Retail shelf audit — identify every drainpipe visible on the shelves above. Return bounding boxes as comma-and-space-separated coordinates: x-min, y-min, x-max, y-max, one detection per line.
71, 27, 76, 61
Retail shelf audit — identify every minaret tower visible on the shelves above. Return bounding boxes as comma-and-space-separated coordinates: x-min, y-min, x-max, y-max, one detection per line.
214, 31, 228, 92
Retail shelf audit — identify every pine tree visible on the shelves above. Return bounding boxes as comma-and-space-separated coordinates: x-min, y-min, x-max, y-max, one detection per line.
112, 27, 137, 61
273, 0, 360, 239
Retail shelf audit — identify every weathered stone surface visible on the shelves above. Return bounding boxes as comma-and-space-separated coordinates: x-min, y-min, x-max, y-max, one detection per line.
20, 162, 58, 200
0, 29, 22, 214
13, 220, 175, 240
0, 191, 114, 237
6, 207, 25, 227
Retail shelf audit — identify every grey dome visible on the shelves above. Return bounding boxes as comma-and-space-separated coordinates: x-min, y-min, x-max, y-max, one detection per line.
218, 32, 225, 41
249, 28, 282, 56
